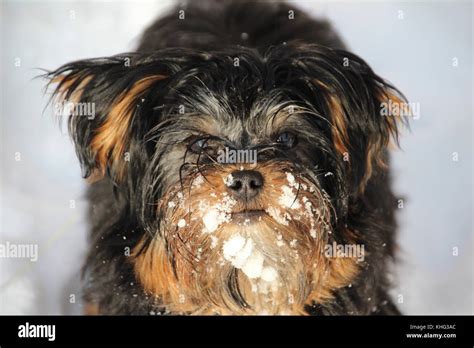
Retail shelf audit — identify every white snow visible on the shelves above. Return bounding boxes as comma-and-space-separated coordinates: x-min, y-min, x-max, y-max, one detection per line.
177, 219, 186, 228
278, 185, 300, 209
192, 174, 204, 187
0, 258, 37, 314
265, 206, 289, 226
278, 173, 301, 210
200, 194, 236, 233
261, 267, 278, 282
226, 237, 254, 268
286, 172, 297, 187
202, 209, 220, 233
223, 173, 234, 187
210, 236, 218, 249
222, 236, 279, 284
222, 235, 246, 259
241, 250, 264, 279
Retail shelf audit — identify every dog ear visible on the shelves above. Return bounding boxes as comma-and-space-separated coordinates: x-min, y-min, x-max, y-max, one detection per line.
300, 48, 408, 194
46, 57, 168, 182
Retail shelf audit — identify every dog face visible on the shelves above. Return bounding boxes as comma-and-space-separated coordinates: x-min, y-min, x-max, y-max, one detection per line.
48, 44, 405, 314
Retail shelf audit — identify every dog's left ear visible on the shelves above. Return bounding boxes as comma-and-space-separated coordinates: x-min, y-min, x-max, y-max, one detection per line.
46, 56, 168, 182
298, 47, 408, 193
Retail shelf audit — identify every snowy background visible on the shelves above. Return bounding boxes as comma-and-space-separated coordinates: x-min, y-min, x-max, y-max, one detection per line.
0, 0, 472, 315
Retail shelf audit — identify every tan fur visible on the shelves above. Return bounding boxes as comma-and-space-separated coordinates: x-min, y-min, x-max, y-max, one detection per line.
359, 87, 406, 191
84, 303, 100, 315
90, 75, 166, 177
314, 79, 405, 192
51, 74, 94, 106
51, 74, 167, 180
326, 94, 350, 156
133, 162, 361, 315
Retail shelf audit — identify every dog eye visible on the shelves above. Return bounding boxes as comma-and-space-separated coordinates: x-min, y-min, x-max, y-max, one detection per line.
276, 132, 296, 147
189, 138, 209, 153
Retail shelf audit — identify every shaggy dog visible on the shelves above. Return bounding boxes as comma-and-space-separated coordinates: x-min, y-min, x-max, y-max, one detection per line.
46, 0, 407, 315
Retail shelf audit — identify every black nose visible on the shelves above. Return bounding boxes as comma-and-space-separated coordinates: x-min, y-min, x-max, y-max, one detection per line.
226, 170, 264, 201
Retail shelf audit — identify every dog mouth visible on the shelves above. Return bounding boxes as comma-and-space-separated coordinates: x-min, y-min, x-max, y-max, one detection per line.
231, 209, 266, 222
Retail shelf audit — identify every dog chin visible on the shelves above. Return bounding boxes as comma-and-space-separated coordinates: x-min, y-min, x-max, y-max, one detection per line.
132, 164, 350, 314
168, 213, 318, 314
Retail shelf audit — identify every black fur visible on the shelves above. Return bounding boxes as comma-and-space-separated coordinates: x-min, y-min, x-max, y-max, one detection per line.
46, 0, 405, 315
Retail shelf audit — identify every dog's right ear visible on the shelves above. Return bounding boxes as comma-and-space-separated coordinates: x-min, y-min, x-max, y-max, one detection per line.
46, 56, 168, 182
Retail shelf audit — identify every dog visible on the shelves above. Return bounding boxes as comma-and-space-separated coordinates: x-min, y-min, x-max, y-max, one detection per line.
46, 0, 407, 315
